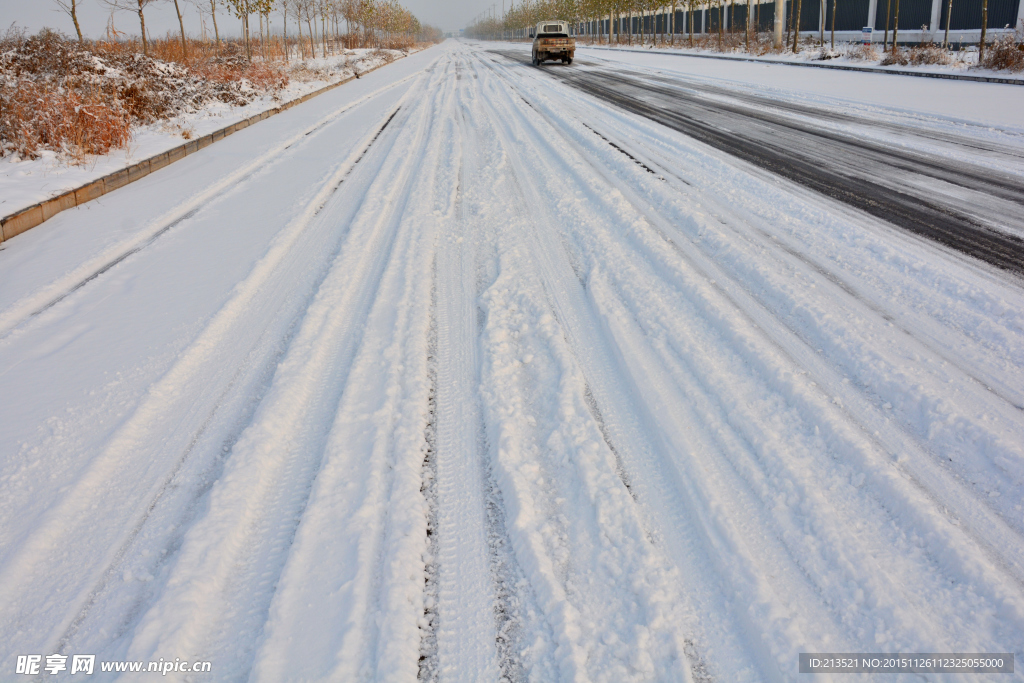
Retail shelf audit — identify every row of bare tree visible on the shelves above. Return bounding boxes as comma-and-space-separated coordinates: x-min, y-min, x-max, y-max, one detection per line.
53, 0, 438, 60
467, 0, 1003, 56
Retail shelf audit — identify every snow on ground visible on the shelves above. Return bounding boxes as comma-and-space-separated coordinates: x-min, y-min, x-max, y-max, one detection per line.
572, 37, 1024, 81
1, 39, 1023, 682
0, 47, 414, 220
567, 42, 1024, 126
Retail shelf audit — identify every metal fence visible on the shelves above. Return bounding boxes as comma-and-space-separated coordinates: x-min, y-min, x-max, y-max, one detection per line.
566, 0, 1020, 42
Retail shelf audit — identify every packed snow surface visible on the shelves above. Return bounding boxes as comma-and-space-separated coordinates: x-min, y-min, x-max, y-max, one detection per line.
1, 39, 1023, 682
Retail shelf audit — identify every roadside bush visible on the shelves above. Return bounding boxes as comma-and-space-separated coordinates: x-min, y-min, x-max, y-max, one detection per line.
0, 79, 132, 160
907, 44, 953, 65
846, 43, 881, 61
0, 28, 288, 161
981, 29, 1024, 71
880, 48, 910, 65
367, 48, 398, 64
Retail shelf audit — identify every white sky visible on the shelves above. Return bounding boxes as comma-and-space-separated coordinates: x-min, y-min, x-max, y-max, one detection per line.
0, 0, 492, 38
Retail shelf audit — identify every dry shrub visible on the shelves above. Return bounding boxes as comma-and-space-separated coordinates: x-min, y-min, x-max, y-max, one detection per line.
882, 44, 954, 66
1, 80, 131, 159
843, 43, 880, 61
367, 48, 397, 64
190, 58, 288, 92
880, 48, 910, 65
0, 28, 288, 160
908, 44, 953, 64
981, 30, 1024, 71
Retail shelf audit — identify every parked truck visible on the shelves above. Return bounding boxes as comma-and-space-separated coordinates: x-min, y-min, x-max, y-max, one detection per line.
531, 21, 575, 65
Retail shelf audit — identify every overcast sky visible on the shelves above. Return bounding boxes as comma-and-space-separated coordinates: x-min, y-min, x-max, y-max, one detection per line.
0, 0, 497, 38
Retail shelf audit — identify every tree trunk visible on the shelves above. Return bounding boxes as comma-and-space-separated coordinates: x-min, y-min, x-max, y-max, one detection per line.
892, 0, 900, 52
747, 0, 751, 47
211, 0, 221, 54
792, 0, 802, 50
70, 0, 84, 42
978, 0, 987, 61
173, 0, 188, 61
307, 17, 316, 58
883, 0, 891, 50
297, 13, 306, 59
718, 0, 724, 48
830, 0, 836, 47
943, 0, 952, 46
775, 0, 784, 47
690, 0, 694, 46
241, 0, 251, 61
136, 0, 148, 56
671, 0, 676, 43
819, 0, 824, 43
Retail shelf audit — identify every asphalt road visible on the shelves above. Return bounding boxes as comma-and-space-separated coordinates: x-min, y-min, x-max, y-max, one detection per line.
490, 47, 1024, 275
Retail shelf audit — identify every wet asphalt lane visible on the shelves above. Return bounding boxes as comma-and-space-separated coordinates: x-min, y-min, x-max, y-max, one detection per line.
490, 47, 1024, 275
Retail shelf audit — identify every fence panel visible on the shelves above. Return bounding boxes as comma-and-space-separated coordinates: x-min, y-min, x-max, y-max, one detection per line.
785, 0, 823, 31
875, 0, 935, 30
824, 0, 872, 30
940, 0, 1021, 28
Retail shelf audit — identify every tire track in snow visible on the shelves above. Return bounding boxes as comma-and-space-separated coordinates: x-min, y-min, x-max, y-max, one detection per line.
563, 95, 1024, 414
24, 68, 428, 671
133, 86, 433, 675
515, 75, 1024, 557
0, 71, 423, 343
541, 59, 1024, 275
553, 99, 1024, 587
428, 63, 504, 681
466, 45, 703, 683
477, 51, 804, 681
0, 95, 414, 665
418, 257, 441, 683
507, 69, 1024, 596
477, 44, 1024, 675
235, 58, 452, 681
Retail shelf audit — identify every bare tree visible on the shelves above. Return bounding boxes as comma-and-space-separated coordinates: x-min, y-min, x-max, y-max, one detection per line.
53, 0, 84, 42
210, 0, 222, 52
279, 0, 293, 61
225, 0, 273, 60
102, 0, 158, 55
791, 0, 802, 50
171, 0, 189, 60
891, 0, 900, 52
830, 0, 835, 48
943, 0, 952, 46
978, 0, 987, 61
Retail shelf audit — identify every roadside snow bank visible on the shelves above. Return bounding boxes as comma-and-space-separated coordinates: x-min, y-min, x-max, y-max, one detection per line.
0, 47, 412, 220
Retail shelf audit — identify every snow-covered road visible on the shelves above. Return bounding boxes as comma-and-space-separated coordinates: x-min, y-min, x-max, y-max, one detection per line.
2, 40, 1024, 682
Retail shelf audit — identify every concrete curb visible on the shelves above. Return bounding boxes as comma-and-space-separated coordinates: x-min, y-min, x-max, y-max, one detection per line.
0, 53, 413, 244
580, 45, 1024, 85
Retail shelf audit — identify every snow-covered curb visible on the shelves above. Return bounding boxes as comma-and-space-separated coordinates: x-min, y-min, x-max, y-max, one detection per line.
0, 48, 420, 241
